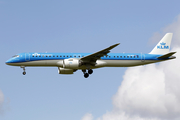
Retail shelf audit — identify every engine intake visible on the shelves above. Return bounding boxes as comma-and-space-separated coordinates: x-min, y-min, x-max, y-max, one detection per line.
58, 67, 74, 74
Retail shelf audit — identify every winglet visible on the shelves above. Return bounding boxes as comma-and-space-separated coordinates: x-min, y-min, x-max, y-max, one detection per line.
109, 43, 120, 49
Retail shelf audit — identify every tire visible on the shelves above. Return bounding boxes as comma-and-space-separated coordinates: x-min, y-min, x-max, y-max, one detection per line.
84, 73, 89, 78
23, 72, 26, 75
88, 69, 93, 74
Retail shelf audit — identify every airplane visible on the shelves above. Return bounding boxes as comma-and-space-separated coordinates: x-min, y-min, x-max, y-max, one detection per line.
6, 33, 176, 78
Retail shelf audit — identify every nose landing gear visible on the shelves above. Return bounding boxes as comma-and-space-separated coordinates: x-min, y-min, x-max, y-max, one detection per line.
23, 71, 26, 75
21, 66, 26, 75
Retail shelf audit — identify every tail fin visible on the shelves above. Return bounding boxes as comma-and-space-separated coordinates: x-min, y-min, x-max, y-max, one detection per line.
149, 33, 173, 54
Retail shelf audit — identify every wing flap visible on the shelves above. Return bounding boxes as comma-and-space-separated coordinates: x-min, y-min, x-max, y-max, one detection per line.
157, 52, 176, 59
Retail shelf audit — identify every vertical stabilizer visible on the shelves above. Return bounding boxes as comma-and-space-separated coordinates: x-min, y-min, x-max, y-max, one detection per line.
149, 33, 173, 54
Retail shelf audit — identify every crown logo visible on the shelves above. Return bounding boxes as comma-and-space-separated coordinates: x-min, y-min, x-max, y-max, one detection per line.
160, 42, 166, 45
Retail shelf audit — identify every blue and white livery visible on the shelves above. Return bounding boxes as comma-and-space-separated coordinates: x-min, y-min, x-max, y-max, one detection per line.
6, 33, 176, 78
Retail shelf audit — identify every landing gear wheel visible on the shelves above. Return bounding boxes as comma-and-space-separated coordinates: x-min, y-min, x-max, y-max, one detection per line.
21, 66, 26, 75
23, 72, 26, 75
84, 73, 89, 78
88, 69, 93, 74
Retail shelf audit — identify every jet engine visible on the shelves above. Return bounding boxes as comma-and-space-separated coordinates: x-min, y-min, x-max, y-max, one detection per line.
63, 58, 81, 69
58, 67, 74, 74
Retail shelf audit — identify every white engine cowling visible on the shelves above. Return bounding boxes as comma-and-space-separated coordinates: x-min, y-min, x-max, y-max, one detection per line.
63, 58, 81, 69
58, 67, 74, 74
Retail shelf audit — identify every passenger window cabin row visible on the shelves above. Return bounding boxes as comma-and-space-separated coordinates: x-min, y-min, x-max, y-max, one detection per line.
110, 56, 139, 58
32, 55, 139, 58
32, 55, 83, 58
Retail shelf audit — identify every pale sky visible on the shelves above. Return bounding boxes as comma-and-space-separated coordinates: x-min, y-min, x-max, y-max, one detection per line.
0, 1, 180, 120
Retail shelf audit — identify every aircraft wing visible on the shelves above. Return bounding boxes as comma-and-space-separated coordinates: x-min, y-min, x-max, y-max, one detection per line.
80, 43, 120, 63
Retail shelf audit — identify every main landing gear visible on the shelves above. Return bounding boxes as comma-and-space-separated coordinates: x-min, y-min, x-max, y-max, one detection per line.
82, 69, 93, 78
21, 66, 26, 75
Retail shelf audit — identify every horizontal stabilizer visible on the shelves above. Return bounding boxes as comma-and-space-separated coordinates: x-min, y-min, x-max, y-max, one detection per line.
157, 52, 176, 59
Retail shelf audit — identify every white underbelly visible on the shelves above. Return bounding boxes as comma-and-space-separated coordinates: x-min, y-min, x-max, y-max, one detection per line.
11, 60, 62, 67
10, 59, 162, 68
95, 60, 160, 67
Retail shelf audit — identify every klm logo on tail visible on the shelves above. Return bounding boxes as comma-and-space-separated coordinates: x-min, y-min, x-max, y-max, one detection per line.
157, 42, 169, 49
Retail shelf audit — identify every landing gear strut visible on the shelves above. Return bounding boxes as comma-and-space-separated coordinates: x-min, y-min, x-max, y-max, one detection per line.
21, 66, 26, 75
82, 69, 93, 78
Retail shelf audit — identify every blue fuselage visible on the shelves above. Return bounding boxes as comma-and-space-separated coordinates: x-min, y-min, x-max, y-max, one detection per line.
6, 52, 170, 68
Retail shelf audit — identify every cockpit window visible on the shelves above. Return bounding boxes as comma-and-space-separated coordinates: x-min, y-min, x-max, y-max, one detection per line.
12, 55, 19, 58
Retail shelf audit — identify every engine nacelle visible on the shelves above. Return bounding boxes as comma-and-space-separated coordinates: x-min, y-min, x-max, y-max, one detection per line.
63, 58, 81, 69
58, 67, 74, 74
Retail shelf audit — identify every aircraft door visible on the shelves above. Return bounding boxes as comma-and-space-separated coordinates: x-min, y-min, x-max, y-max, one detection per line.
141, 53, 145, 62
25, 53, 30, 61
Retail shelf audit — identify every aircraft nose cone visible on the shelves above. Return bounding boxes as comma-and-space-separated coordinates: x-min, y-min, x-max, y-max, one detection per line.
5, 59, 11, 65
5, 61, 9, 65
